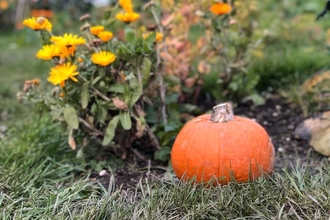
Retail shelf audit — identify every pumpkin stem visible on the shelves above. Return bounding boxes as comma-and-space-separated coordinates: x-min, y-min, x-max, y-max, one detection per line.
210, 103, 234, 123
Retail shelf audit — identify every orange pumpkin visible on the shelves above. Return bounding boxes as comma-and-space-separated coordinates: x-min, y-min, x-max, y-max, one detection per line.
171, 103, 275, 186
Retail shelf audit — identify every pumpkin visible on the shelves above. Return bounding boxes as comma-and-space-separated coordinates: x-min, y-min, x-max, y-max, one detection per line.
171, 103, 275, 185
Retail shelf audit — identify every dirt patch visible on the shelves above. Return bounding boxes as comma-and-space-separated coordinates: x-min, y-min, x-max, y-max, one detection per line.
89, 96, 326, 189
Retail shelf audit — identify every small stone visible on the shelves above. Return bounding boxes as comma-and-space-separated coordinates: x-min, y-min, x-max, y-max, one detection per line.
263, 121, 268, 125
99, 170, 107, 176
278, 147, 285, 153
275, 105, 281, 111
272, 112, 278, 117
285, 137, 291, 142
287, 124, 294, 130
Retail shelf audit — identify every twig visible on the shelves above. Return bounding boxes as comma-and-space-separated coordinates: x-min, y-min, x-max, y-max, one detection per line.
78, 117, 103, 136
92, 87, 111, 102
78, 75, 111, 102
150, 5, 168, 124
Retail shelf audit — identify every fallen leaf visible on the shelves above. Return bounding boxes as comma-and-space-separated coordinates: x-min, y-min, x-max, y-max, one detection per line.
112, 97, 128, 110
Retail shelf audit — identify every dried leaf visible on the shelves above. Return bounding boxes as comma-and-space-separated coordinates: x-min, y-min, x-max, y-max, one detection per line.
185, 77, 198, 88
68, 128, 76, 150
161, 13, 174, 27
197, 61, 211, 74
112, 97, 128, 110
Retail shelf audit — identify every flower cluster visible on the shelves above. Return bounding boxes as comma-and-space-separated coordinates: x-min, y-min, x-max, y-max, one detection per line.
22, 16, 118, 88
115, 0, 140, 23
19, 0, 163, 155
90, 25, 113, 42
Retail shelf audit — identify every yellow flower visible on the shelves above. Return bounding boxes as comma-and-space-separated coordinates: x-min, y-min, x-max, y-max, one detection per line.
59, 46, 77, 58
97, 31, 113, 42
209, 3, 232, 15
116, 12, 140, 23
51, 33, 86, 47
90, 25, 104, 35
119, 0, 133, 13
50, 34, 85, 58
36, 44, 61, 60
22, 17, 52, 31
48, 62, 79, 87
91, 51, 116, 66
143, 31, 163, 42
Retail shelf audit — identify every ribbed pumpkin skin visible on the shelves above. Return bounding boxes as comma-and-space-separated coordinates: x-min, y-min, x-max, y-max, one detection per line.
171, 114, 275, 185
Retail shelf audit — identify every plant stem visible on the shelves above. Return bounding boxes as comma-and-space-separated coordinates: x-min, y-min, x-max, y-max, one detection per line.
210, 103, 234, 123
150, 5, 167, 124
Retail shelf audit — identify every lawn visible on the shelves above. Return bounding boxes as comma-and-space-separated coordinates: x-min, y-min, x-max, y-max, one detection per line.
1, 1, 330, 219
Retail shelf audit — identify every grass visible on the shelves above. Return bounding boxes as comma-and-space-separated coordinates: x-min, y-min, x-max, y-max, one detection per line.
1, 118, 330, 219
0, 30, 51, 123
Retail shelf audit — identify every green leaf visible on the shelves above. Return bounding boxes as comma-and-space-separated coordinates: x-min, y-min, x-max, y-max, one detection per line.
142, 57, 151, 85
188, 24, 205, 43
63, 105, 79, 129
85, 65, 97, 72
98, 107, 107, 125
128, 75, 139, 88
125, 27, 136, 42
145, 32, 156, 44
123, 87, 131, 106
129, 85, 142, 107
104, 18, 116, 28
92, 76, 102, 85
242, 93, 266, 106
103, 9, 112, 20
164, 75, 180, 85
244, 73, 260, 92
154, 146, 171, 162
108, 84, 126, 93
228, 81, 239, 92
120, 110, 131, 130
102, 115, 120, 146
76, 148, 85, 162
81, 82, 89, 109
50, 106, 63, 121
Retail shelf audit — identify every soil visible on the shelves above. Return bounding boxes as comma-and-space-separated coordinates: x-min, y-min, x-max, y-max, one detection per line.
89, 96, 327, 190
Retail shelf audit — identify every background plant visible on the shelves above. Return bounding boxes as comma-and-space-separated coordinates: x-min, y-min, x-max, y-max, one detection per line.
158, 0, 266, 107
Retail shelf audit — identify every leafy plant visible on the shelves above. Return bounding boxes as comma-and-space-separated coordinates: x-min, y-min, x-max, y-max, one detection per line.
18, 0, 164, 160
159, 0, 266, 105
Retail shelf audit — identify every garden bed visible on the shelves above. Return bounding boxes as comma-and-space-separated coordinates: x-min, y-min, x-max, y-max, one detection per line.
89, 96, 326, 190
